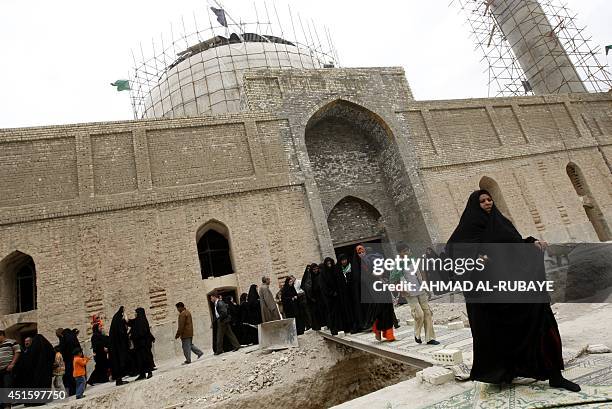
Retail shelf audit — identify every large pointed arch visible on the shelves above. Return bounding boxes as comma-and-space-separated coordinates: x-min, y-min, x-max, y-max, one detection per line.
304, 98, 431, 249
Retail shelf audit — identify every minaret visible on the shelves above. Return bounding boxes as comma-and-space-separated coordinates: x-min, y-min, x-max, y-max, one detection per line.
489, 0, 586, 94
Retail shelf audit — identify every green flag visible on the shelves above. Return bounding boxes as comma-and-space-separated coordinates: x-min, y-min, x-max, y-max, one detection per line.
606, 45, 612, 56
110, 80, 131, 91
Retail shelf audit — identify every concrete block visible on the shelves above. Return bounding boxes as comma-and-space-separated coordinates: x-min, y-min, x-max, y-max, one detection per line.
432, 349, 463, 365
258, 318, 299, 351
447, 321, 464, 330
587, 344, 611, 354
415, 366, 454, 385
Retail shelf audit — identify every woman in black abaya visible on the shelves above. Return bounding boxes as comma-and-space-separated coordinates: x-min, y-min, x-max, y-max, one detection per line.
281, 276, 304, 335
446, 189, 579, 392
87, 324, 110, 385
109, 306, 131, 386
321, 257, 341, 335
14, 334, 55, 392
129, 307, 155, 380
245, 285, 262, 344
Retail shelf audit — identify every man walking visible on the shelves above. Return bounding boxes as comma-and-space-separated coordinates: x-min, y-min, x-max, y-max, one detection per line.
175, 302, 204, 364
259, 276, 281, 322
211, 293, 241, 355
393, 243, 439, 345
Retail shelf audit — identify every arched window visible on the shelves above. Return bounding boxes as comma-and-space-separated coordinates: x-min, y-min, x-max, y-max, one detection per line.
566, 162, 611, 241
0, 251, 37, 315
196, 221, 234, 279
16, 262, 36, 312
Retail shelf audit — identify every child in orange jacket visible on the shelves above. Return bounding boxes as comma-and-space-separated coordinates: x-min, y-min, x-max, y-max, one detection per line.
73, 349, 91, 399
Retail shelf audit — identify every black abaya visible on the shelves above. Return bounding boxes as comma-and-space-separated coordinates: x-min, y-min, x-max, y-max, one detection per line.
15, 334, 54, 389
88, 325, 110, 385
129, 308, 155, 377
281, 278, 304, 335
109, 307, 131, 382
302, 263, 326, 330
447, 189, 564, 384
335, 258, 355, 333
59, 328, 80, 395
322, 257, 341, 335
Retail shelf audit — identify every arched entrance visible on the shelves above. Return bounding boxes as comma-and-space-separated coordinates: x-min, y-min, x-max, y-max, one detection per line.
566, 162, 611, 241
305, 99, 430, 251
0, 251, 37, 316
327, 196, 385, 256
207, 286, 239, 353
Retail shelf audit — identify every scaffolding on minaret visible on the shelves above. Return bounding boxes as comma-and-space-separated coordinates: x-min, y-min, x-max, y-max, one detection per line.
451, 0, 612, 97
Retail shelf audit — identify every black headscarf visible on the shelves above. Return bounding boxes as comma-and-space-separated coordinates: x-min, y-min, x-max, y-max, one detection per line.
300, 264, 313, 296
130, 308, 154, 349
247, 284, 260, 302
322, 257, 338, 298
448, 189, 523, 244
91, 323, 108, 354
447, 189, 544, 302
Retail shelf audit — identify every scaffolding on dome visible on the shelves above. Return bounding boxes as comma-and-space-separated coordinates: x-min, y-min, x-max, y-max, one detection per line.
451, 0, 612, 97
129, 1, 339, 119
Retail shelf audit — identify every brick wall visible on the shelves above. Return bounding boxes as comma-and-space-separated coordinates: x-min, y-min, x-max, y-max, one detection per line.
0, 67, 611, 361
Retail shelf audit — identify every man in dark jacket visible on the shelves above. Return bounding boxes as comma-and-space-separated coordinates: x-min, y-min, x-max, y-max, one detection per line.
211, 292, 241, 355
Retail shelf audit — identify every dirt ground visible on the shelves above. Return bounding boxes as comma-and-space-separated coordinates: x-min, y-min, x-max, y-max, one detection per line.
46, 298, 607, 409
47, 313, 418, 409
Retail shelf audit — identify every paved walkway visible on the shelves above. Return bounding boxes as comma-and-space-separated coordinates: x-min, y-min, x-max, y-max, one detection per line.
320, 323, 474, 369
330, 303, 612, 408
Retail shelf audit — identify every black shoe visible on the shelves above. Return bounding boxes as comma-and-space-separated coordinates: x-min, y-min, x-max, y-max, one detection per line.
146, 372, 152, 379
415, 337, 422, 344
427, 340, 440, 345
115, 380, 129, 386
214, 352, 222, 356
135, 374, 146, 381
549, 376, 580, 392
232, 346, 241, 352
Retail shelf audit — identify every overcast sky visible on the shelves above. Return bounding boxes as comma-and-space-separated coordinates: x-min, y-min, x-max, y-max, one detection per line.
0, 0, 609, 128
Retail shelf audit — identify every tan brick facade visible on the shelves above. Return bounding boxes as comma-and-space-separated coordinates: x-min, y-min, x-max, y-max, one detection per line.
1, 68, 610, 358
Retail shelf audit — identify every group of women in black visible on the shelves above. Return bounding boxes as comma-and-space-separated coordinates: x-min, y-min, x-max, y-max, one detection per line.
278, 251, 398, 338
79, 306, 156, 388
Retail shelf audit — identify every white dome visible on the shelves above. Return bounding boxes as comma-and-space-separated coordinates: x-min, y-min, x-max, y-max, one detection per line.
143, 36, 323, 118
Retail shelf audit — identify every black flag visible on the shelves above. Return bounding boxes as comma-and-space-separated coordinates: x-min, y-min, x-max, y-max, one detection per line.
210, 7, 228, 27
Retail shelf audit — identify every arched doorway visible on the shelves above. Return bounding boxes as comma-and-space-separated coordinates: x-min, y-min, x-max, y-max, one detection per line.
566, 162, 611, 241
0, 251, 37, 316
196, 220, 234, 279
207, 286, 239, 353
327, 196, 385, 256
479, 176, 513, 221
305, 99, 430, 249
